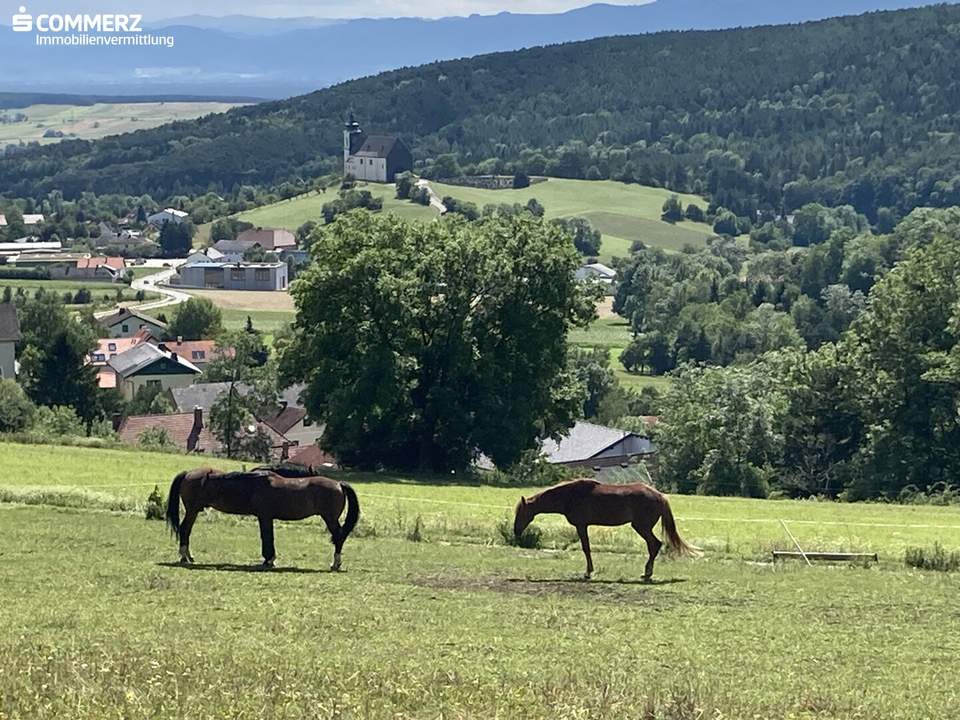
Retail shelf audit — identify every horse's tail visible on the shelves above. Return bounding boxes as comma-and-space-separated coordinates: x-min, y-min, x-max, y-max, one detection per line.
660, 495, 701, 557
166, 471, 186, 538
338, 482, 360, 544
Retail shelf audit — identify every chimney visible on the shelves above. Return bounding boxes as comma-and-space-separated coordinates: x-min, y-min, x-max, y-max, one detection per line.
188, 406, 203, 453
281, 441, 290, 461
177, 336, 183, 345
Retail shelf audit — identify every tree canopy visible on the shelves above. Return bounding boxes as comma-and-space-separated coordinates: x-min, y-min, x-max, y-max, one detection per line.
280, 210, 597, 472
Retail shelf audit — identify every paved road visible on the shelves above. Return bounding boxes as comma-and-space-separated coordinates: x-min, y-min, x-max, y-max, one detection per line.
94, 259, 190, 319
416, 179, 447, 213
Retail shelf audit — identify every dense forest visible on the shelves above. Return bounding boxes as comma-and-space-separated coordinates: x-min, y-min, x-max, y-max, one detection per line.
4, 5, 960, 223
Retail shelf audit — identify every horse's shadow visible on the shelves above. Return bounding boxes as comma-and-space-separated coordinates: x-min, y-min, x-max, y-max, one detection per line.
156, 562, 323, 574
508, 576, 687, 586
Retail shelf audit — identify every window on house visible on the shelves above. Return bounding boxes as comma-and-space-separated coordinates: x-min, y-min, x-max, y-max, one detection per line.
230, 268, 244, 282
107, 343, 117, 352
192, 351, 205, 360
255, 269, 270, 282
146, 379, 162, 389
121, 324, 128, 333
92, 353, 105, 362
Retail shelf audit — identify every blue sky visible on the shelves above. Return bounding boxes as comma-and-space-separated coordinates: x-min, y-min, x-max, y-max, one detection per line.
10, 1, 652, 20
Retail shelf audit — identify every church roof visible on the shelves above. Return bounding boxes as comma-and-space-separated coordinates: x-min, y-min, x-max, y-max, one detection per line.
353, 135, 406, 159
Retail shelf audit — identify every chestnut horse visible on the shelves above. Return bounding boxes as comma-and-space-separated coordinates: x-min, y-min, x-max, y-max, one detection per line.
513, 479, 698, 580
165, 466, 360, 571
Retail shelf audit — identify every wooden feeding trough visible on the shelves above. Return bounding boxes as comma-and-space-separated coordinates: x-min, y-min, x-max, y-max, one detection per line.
773, 519, 878, 565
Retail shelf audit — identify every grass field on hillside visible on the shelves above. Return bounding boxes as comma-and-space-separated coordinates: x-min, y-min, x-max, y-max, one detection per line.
570, 312, 669, 392
431, 178, 714, 260
0, 278, 157, 308
0, 442, 958, 718
236, 183, 436, 230
232, 178, 713, 264
0, 102, 245, 146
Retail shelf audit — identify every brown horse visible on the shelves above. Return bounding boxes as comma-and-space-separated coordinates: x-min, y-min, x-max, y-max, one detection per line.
165, 466, 360, 571
513, 479, 698, 580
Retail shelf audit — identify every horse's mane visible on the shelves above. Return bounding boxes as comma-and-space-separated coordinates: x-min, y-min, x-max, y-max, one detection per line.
252, 463, 317, 478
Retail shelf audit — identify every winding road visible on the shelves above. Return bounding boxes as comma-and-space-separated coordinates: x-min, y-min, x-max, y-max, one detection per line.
94, 259, 191, 319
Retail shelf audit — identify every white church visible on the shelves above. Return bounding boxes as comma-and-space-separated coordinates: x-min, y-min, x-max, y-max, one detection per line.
343, 118, 413, 183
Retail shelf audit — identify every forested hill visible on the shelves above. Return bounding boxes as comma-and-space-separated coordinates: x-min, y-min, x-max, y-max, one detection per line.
5, 3, 960, 222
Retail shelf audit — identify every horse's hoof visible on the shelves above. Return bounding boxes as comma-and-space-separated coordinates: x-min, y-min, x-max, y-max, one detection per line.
262, 560, 275, 569
179, 557, 192, 566
330, 564, 342, 572
642, 575, 653, 584
583, 573, 592, 581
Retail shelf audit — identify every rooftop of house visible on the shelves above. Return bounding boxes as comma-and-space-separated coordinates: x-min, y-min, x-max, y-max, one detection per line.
89, 335, 150, 364
169, 381, 241, 413
260, 404, 308, 435
77, 256, 126, 271
236, 228, 296, 246
152, 208, 188, 218
541, 421, 651, 464
0, 241, 62, 253
185, 261, 284, 270
156, 338, 224, 364
0, 304, 21, 342
580, 262, 617, 278
118, 410, 219, 453
102, 307, 168, 330
107, 342, 201, 379
289, 443, 338, 469
1, 214, 46, 226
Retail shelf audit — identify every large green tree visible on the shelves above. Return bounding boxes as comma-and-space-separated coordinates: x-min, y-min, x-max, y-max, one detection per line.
280, 210, 597, 471
168, 298, 223, 340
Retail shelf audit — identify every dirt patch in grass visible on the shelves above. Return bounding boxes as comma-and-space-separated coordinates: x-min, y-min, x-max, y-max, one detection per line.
410, 573, 691, 605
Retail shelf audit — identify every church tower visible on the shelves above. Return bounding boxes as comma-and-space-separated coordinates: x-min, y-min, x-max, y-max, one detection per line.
343, 116, 363, 168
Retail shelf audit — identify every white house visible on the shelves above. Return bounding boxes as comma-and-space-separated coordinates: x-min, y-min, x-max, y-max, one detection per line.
147, 208, 188, 227
100, 307, 168, 339
183, 247, 226, 267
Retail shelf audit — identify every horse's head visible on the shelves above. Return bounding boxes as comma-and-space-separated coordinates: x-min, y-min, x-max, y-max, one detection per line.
513, 496, 533, 541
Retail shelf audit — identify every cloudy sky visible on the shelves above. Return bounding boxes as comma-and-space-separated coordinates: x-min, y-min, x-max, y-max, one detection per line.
13, 0, 651, 20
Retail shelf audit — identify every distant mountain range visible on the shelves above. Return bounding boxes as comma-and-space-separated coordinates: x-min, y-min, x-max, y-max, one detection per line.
0, 0, 953, 98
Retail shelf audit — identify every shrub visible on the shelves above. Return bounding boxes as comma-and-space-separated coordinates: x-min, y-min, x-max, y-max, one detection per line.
138, 426, 178, 453
144, 485, 165, 520
30, 405, 85, 438
0, 379, 35, 433
497, 519, 543, 549
905, 543, 960, 572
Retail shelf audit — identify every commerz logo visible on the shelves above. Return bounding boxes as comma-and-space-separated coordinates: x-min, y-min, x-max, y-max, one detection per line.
11, 6, 175, 48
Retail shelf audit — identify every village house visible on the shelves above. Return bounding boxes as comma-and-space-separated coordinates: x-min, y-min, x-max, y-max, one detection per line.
156, 338, 223, 368
343, 118, 413, 183
74, 256, 127, 281
0, 304, 21, 380
107, 342, 201, 401
175, 261, 288, 291
0, 214, 45, 228
99, 307, 168, 339
146, 208, 188, 227
89, 330, 153, 389
210, 240, 248, 263
0, 240, 62, 258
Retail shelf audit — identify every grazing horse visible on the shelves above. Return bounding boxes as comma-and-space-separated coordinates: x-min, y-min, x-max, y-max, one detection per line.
165, 467, 360, 571
513, 479, 699, 580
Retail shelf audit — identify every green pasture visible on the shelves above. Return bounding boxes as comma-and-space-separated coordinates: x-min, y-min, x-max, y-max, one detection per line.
0, 102, 245, 146
220, 308, 293, 337
569, 313, 670, 392
0, 441, 959, 718
236, 182, 436, 230
430, 178, 714, 260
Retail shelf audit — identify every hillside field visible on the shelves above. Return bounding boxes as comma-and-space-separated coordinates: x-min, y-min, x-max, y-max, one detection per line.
0, 102, 245, 146
0, 442, 958, 718
233, 178, 713, 263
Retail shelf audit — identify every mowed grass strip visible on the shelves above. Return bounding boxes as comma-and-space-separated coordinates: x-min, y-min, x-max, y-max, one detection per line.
0, 504, 958, 719
1, 443, 957, 561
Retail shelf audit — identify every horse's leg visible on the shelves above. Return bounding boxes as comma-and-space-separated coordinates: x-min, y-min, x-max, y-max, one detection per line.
258, 516, 276, 568
634, 521, 663, 581
179, 508, 199, 564
322, 515, 343, 572
576, 525, 594, 580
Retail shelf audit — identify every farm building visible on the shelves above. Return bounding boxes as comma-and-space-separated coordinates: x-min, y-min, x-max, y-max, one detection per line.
73, 256, 127, 281
175, 261, 288, 291
147, 208, 188, 227
343, 119, 413, 183
542, 421, 654, 468
575, 262, 617, 284
107, 343, 201, 400
0, 304, 20, 380
183, 247, 226, 266
99, 307, 168, 339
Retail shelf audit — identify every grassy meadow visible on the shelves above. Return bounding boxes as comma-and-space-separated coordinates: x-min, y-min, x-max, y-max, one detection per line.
231, 178, 713, 264
0, 102, 245, 146
0, 441, 958, 718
